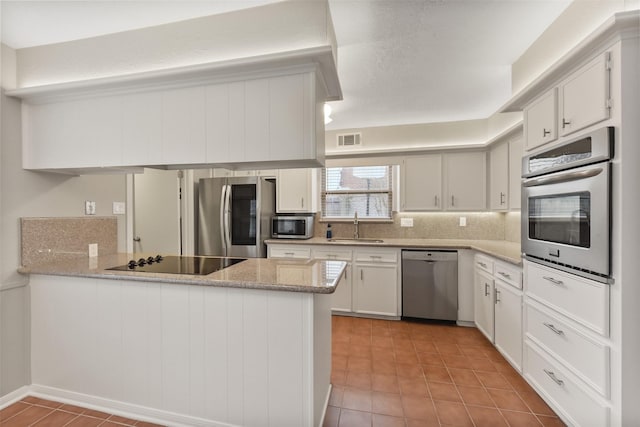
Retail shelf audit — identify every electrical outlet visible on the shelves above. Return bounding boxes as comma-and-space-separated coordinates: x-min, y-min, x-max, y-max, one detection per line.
88, 243, 98, 257
112, 202, 126, 215
459, 216, 467, 227
401, 217, 414, 227
85, 201, 96, 215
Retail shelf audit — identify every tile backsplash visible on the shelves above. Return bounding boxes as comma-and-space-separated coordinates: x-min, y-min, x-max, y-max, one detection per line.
21, 217, 118, 266
316, 211, 521, 242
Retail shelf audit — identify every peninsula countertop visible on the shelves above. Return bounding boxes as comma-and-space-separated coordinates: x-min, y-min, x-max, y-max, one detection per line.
18, 253, 346, 294
266, 238, 522, 265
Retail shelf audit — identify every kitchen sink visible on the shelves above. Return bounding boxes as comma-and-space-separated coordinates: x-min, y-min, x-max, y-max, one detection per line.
328, 238, 384, 243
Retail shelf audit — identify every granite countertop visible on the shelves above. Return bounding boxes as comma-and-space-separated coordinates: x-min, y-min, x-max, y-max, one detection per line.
266, 237, 522, 265
18, 253, 346, 294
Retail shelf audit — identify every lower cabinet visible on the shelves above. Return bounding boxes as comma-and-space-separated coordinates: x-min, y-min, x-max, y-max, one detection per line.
268, 243, 401, 317
474, 253, 523, 371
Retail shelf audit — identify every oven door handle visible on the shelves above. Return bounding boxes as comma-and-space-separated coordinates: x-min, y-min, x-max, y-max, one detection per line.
523, 167, 603, 187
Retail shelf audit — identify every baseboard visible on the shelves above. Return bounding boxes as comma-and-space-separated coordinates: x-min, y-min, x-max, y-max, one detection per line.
29, 384, 237, 427
0, 386, 30, 409
456, 320, 476, 327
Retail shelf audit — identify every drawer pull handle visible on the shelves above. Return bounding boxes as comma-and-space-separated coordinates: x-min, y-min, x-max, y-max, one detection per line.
543, 322, 565, 335
484, 283, 490, 297
543, 369, 564, 386
370, 255, 382, 259
498, 272, 512, 280
543, 276, 564, 285
495, 289, 500, 303
478, 262, 487, 268
284, 252, 295, 256
543, 128, 551, 137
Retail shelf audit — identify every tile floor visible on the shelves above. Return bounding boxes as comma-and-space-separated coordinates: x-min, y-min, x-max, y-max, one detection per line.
325, 315, 565, 427
0, 397, 163, 427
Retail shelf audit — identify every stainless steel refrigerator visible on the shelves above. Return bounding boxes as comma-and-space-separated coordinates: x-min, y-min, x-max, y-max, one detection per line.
197, 176, 275, 258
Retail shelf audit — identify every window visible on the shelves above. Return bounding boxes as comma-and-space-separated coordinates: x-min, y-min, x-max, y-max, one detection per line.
321, 165, 393, 220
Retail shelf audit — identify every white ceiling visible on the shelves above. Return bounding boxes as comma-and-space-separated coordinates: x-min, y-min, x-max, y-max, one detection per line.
1, 0, 572, 131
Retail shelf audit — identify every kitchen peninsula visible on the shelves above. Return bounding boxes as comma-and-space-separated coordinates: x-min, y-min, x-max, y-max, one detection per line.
18, 255, 346, 427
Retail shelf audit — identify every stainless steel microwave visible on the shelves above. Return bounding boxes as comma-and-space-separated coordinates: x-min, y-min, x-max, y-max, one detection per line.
521, 127, 613, 283
271, 215, 315, 239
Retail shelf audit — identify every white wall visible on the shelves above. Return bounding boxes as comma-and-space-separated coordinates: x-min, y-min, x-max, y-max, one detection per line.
0, 43, 128, 397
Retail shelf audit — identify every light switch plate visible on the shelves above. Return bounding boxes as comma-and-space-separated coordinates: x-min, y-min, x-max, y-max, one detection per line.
400, 218, 414, 227
459, 216, 467, 227
85, 201, 96, 215
112, 202, 126, 215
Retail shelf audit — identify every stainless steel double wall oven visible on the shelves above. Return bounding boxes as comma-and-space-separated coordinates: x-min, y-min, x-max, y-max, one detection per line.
521, 127, 614, 283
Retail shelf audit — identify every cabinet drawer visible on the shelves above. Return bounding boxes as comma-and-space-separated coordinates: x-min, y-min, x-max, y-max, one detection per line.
355, 250, 397, 263
269, 246, 311, 259
474, 254, 494, 274
312, 248, 352, 261
525, 302, 609, 397
524, 341, 609, 427
525, 261, 609, 336
494, 261, 522, 290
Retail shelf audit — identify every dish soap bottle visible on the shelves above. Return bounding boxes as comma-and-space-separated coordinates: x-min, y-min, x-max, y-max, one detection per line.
326, 223, 332, 239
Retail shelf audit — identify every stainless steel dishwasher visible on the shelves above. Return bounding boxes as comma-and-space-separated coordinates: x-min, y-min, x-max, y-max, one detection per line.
402, 250, 458, 321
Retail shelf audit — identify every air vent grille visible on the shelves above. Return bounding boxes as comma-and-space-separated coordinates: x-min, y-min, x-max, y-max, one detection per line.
337, 133, 362, 147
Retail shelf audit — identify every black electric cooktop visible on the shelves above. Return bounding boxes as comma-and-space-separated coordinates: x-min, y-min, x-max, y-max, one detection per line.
107, 255, 247, 276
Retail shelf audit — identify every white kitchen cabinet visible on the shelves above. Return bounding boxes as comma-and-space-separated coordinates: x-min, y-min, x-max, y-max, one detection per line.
353, 264, 398, 317
494, 280, 523, 371
489, 142, 509, 211
524, 89, 557, 151
559, 52, 611, 137
122, 92, 163, 166
508, 137, 523, 210
276, 168, 317, 213
444, 152, 486, 211
267, 245, 311, 259
312, 248, 353, 313
474, 269, 494, 342
401, 155, 442, 211
162, 87, 207, 166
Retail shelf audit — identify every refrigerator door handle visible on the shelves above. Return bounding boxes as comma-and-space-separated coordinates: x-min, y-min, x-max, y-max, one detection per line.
223, 184, 232, 254
220, 184, 227, 254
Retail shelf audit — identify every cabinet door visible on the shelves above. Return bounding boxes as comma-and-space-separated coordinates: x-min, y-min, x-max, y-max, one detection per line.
354, 264, 398, 316
474, 270, 494, 342
444, 152, 486, 211
402, 155, 442, 211
494, 281, 523, 371
276, 168, 316, 213
524, 89, 557, 151
331, 265, 352, 312
122, 92, 163, 166
205, 83, 230, 164
489, 143, 509, 210
560, 53, 610, 137
508, 137, 523, 210
162, 87, 206, 165
269, 74, 307, 161
245, 79, 270, 162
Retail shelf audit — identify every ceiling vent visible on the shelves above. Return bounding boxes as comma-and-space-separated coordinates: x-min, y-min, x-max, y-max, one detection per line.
337, 133, 362, 148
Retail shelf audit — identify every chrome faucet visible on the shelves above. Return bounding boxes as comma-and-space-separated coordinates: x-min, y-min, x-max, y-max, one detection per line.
353, 212, 359, 239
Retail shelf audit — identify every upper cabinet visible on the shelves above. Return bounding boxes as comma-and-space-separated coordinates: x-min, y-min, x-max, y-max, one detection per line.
401, 155, 442, 211
508, 137, 523, 210
444, 152, 486, 211
276, 168, 318, 213
489, 142, 509, 211
521, 52, 611, 152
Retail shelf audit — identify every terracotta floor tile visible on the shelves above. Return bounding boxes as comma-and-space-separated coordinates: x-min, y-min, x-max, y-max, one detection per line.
333, 355, 348, 371
393, 338, 415, 351
443, 355, 472, 369
348, 356, 373, 373
500, 409, 544, 426
536, 415, 566, 426
373, 352, 397, 363
401, 396, 438, 422
59, 404, 88, 415
346, 371, 373, 390
427, 382, 461, 403
329, 386, 345, 407
448, 368, 481, 387
418, 354, 445, 367
422, 365, 452, 383
372, 413, 405, 427
435, 342, 462, 355
351, 334, 373, 346
372, 392, 404, 417
414, 341, 438, 354
372, 328, 393, 338
456, 385, 495, 407
396, 363, 423, 378
469, 357, 499, 372
342, 388, 373, 412
405, 417, 440, 427
101, 422, 129, 427
487, 389, 531, 412
459, 345, 489, 358
372, 374, 400, 394
372, 336, 394, 348
503, 371, 535, 393
433, 400, 473, 427
331, 369, 347, 386
132, 422, 165, 427
323, 406, 340, 427
4, 405, 53, 426
333, 333, 351, 344
20, 397, 63, 409
64, 415, 105, 427
395, 352, 420, 366
350, 344, 374, 359
0, 402, 30, 421
475, 371, 512, 390
338, 409, 372, 427
333, 342, 351, 357
31, 410, 78, 426
82, 409, 110, 419
466, 405, 508, 427
519, 390, 556, 416
373, 359, 398, 375
398, 377, 430, 397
